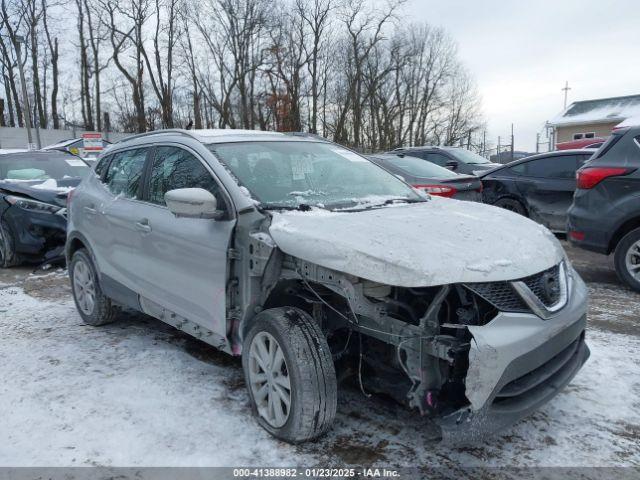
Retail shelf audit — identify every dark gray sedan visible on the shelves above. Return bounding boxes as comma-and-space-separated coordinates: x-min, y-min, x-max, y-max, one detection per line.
368, 153, 483, 201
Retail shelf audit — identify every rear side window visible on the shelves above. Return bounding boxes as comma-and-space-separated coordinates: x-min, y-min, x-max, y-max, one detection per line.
94, 155, 112, 179
519, 155, 581, 179
148, 146, 225, 210
425, 153, 450, 167
591, 132, 623, 160
103, 148, 148, 199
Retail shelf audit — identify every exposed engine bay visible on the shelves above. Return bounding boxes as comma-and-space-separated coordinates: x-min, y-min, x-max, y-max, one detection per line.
232, 227, 589, 442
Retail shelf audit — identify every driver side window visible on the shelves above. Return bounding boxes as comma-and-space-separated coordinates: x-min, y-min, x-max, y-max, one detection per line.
148, 146, 227, 213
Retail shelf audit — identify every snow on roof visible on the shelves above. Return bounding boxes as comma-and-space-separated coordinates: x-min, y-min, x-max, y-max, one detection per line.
615, 115, 640, 129
190, 129, 286, 140
550, 94, 640, 127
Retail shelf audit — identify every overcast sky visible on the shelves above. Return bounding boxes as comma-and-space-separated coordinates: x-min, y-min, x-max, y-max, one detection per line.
407, 0, 640, 151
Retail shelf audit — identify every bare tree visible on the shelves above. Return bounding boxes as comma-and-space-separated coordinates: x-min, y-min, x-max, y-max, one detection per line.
295, 0, 333, 134
141, 0, 179, 128
101, 0, 150, 132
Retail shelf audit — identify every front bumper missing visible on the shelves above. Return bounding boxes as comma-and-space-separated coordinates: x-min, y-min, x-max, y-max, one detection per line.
436, 267, 590, 444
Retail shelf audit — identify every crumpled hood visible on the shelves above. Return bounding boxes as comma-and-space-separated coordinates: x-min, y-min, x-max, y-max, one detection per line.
269, 197, 564, 287
0, 179, 79, 207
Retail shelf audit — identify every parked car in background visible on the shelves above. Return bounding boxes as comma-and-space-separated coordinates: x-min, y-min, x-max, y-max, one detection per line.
568, 125, 640, 291
389, 146, 501, 175
556, 137, 608, 150
67, 129, 589, 444
480, 150, 592, 232
43, 137, 112, 164
368, 153, 482, 201
0, 151, 90, 267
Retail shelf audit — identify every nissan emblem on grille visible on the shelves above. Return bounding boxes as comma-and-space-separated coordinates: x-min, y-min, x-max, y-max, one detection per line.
540, 271, 560, 305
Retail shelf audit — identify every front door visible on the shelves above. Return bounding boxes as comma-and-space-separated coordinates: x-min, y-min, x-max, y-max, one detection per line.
135, 145, 235, 336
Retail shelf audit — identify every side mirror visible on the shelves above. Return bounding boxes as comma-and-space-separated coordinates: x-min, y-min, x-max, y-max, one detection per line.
445, 160, 458, 171
165, 188, 223, 220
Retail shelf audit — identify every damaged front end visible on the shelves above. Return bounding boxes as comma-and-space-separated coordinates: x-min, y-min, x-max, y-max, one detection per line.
2, 194, 69, 265
265, 255, 589, 443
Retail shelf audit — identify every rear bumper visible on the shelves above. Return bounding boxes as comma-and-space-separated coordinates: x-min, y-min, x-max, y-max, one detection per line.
437, 266, 590, 444
566, 207, 610, 254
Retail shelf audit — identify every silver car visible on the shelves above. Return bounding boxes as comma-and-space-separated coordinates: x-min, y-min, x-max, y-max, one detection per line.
66, 129, 589, 444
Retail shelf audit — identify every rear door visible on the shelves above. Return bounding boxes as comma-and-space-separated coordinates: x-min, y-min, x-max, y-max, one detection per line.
97, 147, 153, 289
513, 154, 588, 231
135, 145, 236, 336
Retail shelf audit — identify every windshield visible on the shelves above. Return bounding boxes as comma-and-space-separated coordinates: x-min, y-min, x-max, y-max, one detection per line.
378, 155, 458, 179
0, 153, 89, 181
208, 141, 422, 209
447, 148, 491, 165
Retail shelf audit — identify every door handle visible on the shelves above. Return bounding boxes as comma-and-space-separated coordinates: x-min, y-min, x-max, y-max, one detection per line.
135, 219, 152, 233
84, 206, 98, 215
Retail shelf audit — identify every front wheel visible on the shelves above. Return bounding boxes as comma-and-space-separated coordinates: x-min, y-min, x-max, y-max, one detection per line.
0, 219, 18, 268
614, 227, 640, 292
242, 307, 337, 443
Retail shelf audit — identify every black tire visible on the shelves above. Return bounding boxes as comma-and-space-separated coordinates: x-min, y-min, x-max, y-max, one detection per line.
495, 197, 527, 216
0, 219, 18, 268
69, 249, 119, 326
242, 307, 337, 443
614, 227, 640, 292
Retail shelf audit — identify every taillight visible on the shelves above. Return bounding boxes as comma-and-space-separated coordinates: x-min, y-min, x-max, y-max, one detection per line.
569, 230, 585, 241
476, 181, 483, 193
413, 184, 457, 198
67, 189, 74, 208
576, 167, 635, 189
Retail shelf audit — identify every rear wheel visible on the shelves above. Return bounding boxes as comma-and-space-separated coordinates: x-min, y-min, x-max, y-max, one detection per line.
495, 197, 527, 216
70, 249, 119, 326
614, 227, 640, 292
0, 219, 18, 268
242, 307, 337, 443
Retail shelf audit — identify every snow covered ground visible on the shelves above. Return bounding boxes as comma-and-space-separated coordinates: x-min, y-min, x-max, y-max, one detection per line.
0, 244, 639, 470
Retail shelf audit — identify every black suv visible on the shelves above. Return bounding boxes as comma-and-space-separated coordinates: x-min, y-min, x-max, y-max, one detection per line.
567, 125, 640, 290
390, 146, 501, 176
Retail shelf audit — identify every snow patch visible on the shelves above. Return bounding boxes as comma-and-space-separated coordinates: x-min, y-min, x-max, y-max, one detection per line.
30, 178, 74, 193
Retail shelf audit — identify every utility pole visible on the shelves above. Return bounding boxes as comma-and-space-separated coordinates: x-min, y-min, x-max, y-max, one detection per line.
510, 123, 515, 162
14, 36, 41, 149
482, 130, 487, 158
562, 81, 571, 109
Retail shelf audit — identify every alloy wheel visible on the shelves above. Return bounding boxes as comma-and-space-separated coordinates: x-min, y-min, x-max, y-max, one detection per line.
248, 331, 291, 428
73, 260, 96, 315
625, 240, 640, 280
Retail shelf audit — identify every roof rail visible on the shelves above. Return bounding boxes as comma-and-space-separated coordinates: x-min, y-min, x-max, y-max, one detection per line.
114, 129, 196, 144
283, 132, 330, 141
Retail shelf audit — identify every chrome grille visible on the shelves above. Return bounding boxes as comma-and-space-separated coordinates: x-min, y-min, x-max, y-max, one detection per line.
465, 263, 564, 314
520, 264, 561, 308
465, 281, 528, 312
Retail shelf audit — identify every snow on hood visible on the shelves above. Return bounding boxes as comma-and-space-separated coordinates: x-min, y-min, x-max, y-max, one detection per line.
30, 178, 74, 193
268, 197, 564, 287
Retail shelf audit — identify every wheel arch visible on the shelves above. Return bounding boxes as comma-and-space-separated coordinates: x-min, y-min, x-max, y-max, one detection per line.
241, 278, 315, 339
609, 216, 640, 254
66, 232, 99, 273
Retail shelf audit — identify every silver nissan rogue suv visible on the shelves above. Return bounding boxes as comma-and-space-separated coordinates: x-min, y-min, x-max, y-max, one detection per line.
66, 129, 589, 444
